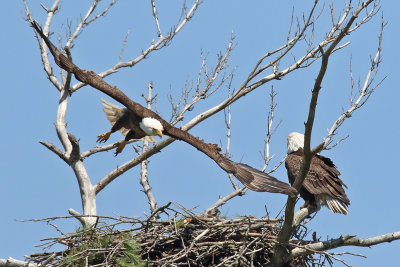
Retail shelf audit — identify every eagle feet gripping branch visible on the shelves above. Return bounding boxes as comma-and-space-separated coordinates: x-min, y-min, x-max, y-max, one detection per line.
300, 200, 309, 210
115, 141, 127, 156
299, 200, 317, 211
96, 99, 163, 155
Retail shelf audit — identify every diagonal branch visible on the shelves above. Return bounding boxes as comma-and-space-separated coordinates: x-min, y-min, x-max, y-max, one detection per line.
95, 137, 175, 194
39, 141, 69, 163
201, 187, 247, 216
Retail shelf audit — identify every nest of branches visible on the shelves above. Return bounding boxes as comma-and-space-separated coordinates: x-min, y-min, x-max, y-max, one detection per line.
26, 204, 311, 267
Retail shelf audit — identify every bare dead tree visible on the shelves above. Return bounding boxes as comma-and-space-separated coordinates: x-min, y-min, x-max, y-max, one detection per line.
8, 0, 398, 266
24, 0, 203, 228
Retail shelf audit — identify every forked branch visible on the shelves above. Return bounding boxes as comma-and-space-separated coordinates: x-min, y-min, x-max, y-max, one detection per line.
269, 1, 379, 266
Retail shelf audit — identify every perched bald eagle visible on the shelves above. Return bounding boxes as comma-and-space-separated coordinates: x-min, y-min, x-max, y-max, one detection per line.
285, 132, 350, 214
97, 99, 163, 155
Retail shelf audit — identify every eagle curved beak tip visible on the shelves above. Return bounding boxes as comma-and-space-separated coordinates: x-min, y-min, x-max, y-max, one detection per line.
157, 130, 163, 138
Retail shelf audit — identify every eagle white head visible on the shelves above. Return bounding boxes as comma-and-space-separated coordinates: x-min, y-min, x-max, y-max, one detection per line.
287, 132, 304, 154
140, 117, 164, 137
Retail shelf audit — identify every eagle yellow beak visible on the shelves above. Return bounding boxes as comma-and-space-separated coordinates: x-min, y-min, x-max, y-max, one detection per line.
155, 129, 163, 138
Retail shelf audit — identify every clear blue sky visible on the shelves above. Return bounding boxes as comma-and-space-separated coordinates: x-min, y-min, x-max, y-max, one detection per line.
1, 1, 399, 266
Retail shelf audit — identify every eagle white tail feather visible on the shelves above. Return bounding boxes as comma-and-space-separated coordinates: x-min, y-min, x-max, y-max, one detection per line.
317, 195, 348, 214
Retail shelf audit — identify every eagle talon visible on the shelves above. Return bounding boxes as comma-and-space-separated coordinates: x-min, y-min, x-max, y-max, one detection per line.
97, 132, 111, 143
300, 201, 309, 210
114, 141, 127, 156
300, 200, 318, 211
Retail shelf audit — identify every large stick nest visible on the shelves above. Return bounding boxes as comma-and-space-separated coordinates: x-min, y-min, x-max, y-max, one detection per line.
26, 205, 311, 266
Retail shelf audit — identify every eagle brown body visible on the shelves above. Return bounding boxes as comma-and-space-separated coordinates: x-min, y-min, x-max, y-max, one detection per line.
285, 133, 350, 214
100, 100, 156, 140
97, 99, 162, 155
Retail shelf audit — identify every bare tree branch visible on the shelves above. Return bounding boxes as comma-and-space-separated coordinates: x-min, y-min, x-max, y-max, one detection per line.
81, 142, 126, 159
269, 1, 378, 266
70, 0, 202, 93
201, 187, 247, 216
94, 137, 175, 195
318, 18, 385, 150
55, 71, 72, 158
0, 258, 38, 267
24, 0, 63, 91
139, 82, 158, 214
150, 0, 162, 37
67, 133, 97, 228
170, 35, 236, 126
261, 87, 281, 172
223, 79, 240, 190
39, 141, 69, 163
118, 29, 131, 62
290, 231, 400, 258
65, 0, 117, 49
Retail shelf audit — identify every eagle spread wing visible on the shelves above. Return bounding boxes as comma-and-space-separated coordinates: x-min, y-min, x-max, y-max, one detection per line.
234, 162, 297, 196
31, 21, 297, 197
285, 149, 350, 214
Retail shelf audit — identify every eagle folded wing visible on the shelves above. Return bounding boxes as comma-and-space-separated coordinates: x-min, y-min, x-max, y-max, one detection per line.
286, 150, 350, 214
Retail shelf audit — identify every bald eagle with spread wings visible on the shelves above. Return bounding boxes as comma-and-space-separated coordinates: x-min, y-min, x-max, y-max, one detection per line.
97, 99, 163, 156
30, 20, 297, 197
285, 132, 350, 214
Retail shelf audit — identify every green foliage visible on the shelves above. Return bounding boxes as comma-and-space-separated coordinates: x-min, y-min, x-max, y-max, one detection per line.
174, 218, 186, 228
115, 240, 147, 267
60, 229, 146, 266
